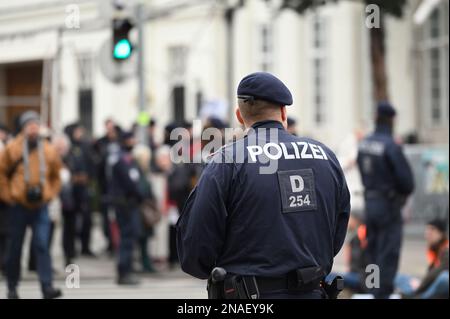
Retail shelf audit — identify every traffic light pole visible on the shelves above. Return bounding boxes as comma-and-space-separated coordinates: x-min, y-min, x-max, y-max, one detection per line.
136, 3, 147, 145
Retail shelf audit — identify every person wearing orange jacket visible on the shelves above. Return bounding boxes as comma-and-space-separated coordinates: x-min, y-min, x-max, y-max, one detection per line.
397, 219, 449, 299
0, 111, 63, 299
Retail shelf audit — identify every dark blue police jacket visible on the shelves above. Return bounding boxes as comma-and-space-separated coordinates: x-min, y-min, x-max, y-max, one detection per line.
177, 120, 351, 280
357, 124, 414, 200
111, 150, 144, 205
357, 124, 414, 225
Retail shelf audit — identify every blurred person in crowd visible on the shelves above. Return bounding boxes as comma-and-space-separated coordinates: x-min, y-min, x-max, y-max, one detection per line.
111, 131, 146, 285
0, 124, 11, 276
27, 125, 57, 272
396, 219, 449, 299
0, 111, 62, 299
337, 129, 366, 221
0, 124, 10, 151
154, 145, 178, 268
163, 122, 178, 147
133, 144, 158, 273
357, 101, 415, 299
147, 119, 161, 173
155, 145, 173, 173
287, 117, 297, 135
131, 122, 139, 135
166, 122, 199, 269
328, 214, 449, 299
53, 134, 77, 266
94, 119, 122, 254
326, 213, 369, 293
65, 123, 96, 257
199, 117, 228, 170
202, 117, 227, 152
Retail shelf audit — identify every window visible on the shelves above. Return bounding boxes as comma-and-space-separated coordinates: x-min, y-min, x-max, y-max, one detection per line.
77, 54, 93, 90
310, 14, 328, 125
258, 24, 273, 72
168, 46, 188, 122
77, 55, 93, 135
168, 46, 188, 84
419, 3, 449, 126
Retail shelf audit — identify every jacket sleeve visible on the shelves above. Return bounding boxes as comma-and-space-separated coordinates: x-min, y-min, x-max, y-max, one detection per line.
415, 248, 449, 295
176, 156, 233, 279
334, 165, 351, 257
386, 143, 415, 196
44, 146, 62, 202
0, 149, 13, 204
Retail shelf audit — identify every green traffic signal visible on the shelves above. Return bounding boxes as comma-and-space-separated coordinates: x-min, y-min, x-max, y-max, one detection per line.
113, 39, 132, 60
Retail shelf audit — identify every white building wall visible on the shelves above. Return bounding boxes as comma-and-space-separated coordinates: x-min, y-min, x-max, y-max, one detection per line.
0, 0, 442, 145
385, 2, 417, 138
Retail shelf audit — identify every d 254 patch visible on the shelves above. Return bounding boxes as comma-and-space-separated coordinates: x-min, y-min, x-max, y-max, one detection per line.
277, 169, 317, 213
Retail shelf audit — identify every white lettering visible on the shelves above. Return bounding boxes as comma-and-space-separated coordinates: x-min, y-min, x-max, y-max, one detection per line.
298, 142, 313, 159
291, 142, 301, 158
290, 175, 305, 192
280, 142, 295, 159
247, 145, 263, 162
263, 143, 282, 160
317, 145, 328, 160
309, 143, 324, 159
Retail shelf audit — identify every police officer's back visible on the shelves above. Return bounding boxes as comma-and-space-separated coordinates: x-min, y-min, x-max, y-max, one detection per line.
177, 73, 350, 299
357, 102, 414, 299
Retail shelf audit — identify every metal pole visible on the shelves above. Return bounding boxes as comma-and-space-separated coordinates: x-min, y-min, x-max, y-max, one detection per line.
51, 28, 63, 134
137, 3, 147, 145
225, 7, 234, 125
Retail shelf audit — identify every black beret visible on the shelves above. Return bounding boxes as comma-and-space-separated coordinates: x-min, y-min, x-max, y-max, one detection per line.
237, 72, 293, 106
427, 218, 448, 233
377, 101, 396, 117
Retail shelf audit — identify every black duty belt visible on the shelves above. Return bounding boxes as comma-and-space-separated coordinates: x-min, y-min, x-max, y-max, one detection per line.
255, 276, 321, 293
255, 267, 325, 293
208, 266, 328, 299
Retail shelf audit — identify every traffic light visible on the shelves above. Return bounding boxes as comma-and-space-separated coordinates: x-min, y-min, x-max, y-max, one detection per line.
112, 18, 133, 61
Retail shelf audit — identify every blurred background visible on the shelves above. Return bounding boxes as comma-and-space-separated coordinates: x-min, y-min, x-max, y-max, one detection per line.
0, 0, 448, 299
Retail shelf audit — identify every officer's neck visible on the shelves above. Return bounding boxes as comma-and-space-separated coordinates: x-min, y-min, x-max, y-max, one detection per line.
245, 118, 286, 130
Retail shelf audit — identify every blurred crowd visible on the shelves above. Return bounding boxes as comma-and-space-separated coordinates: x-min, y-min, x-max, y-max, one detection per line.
0, 110, 447, 299
0, 111, 234, 297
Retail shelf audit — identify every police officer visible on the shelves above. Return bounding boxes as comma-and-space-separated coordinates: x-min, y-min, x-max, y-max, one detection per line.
111, 131, 145, 285
177, 72, 351, 299
65, 123, 96, 257
357, 102, 414, 299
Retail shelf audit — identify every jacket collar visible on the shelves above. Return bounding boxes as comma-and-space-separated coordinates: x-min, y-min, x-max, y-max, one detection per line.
251, 120, 285, 130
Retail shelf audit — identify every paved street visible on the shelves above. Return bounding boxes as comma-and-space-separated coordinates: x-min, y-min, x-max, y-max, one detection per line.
0, 219, 427, 299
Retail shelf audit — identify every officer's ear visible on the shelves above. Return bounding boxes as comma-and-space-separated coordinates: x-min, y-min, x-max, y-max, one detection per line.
280, 106, 287, 124
236, 107, 245, 125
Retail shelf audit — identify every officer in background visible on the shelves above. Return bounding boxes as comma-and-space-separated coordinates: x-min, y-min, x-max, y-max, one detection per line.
357, 102, 415, 299
177, 72, 351, 299
111, 132, 145, 285
287, 117, 298, 136
65, 123, 96, 257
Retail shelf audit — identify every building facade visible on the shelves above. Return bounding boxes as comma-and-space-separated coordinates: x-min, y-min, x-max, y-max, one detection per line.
0, 0, 447, 148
